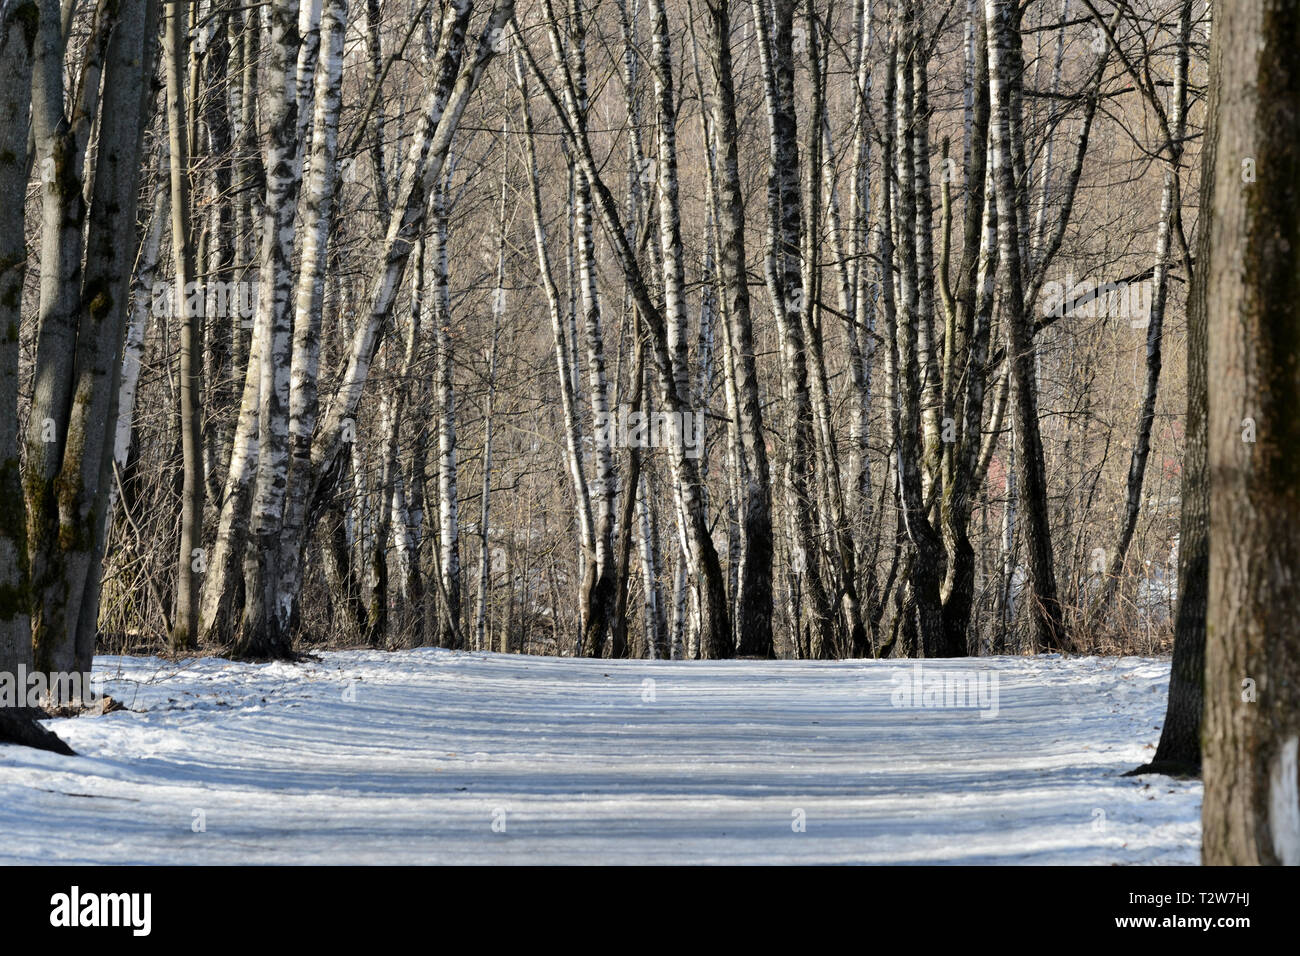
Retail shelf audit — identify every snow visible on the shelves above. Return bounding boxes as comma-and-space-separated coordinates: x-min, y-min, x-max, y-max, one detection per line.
0, 650, 1201, 864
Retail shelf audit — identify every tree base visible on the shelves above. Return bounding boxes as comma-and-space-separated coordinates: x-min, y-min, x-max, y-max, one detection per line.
1123, 759, 1200, 779
0, 709, 76, 755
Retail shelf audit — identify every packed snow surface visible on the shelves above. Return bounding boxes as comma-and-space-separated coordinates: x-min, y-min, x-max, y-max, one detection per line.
0, 650, 1200, 864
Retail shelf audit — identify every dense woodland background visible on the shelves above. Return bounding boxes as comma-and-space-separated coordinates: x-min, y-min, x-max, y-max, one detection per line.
4, 0, 1300, 868
0, 0, 1209, 672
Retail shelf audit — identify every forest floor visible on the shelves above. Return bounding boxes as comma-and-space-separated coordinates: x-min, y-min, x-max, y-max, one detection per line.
0, 650, 1201, 864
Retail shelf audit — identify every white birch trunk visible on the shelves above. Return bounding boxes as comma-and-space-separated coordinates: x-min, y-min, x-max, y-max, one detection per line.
432, 174, 461, 649
236, 0, 303, 657
277, 0, 347, 638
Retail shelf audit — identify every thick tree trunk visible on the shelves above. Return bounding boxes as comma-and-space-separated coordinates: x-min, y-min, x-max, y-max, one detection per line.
5, 19, 67, 686
26, 0, 158, 689
1202, 0, 1300, 865
0, 0, 38, 681
26, 0, 96, 677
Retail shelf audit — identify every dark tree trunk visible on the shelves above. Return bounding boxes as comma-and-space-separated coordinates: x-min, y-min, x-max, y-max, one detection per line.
985, 0, 1067, 653
1202, 0, 1300, 865
704, 0, 774, 659
1132, 1, 1211, 780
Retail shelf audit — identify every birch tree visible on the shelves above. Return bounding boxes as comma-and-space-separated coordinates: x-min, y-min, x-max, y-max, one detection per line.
701, 0, 774, 657
431, 173, 463, 650
237, 0, 304, 659
9, 0, 1223, 671
515, 10, 732, 657
984, 0, 1067, 652
565, 0, 617, 657
282, 0, 516, 650
279, 0, 349, 642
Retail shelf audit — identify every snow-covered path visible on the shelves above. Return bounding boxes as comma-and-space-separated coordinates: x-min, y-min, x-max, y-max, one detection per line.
0, 651, 1200, 864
